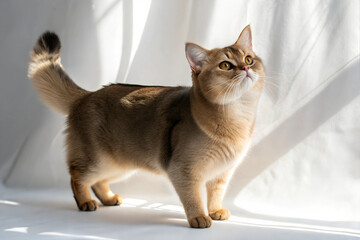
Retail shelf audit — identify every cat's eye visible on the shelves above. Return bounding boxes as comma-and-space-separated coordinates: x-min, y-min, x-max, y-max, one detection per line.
219, 61, 233, 70
244, 56, 254, 65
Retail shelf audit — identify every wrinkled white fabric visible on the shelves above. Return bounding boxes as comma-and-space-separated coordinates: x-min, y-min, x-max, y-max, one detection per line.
0, 0, 359, 239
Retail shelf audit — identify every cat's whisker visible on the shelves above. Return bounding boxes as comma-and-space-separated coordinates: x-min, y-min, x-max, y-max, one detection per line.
219, 82, 233, 112
206, 81, 231, 94
265, 71, 287, 77
212, 85, 228, 107
232, 73, 245, 81
220, 83, 232, 112
264, 82, 281, 89
222, 80, 238, 112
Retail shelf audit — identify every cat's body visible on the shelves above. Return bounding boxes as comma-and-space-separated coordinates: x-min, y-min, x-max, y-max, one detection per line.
28, 26, 264, 228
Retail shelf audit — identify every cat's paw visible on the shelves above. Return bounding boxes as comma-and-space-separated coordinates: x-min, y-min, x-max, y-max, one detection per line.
79, 200, 98, 211
209, 208, 230, 220
101, 194, 122, 206
189, 215, 212, 228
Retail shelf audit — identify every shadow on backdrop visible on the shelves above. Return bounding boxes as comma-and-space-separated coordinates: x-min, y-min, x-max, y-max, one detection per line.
3, 0, 101, 188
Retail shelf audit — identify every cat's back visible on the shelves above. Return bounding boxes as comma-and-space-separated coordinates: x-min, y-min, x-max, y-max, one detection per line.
96, 83, 190, 116
69, 83, 188, 116
67, 83, 192, 169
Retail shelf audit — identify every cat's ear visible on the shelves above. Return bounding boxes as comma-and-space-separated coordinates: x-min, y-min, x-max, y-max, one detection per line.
235, 25, 252, 50
185, 43, 208, 74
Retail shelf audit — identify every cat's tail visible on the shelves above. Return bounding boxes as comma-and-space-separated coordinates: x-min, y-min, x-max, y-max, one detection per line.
28, 31, 89, 115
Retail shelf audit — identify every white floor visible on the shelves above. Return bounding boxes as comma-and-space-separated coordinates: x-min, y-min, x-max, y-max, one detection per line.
1, 184, 359, 240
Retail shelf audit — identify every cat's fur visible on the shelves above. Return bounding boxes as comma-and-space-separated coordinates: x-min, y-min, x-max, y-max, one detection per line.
28, 25, 264, 228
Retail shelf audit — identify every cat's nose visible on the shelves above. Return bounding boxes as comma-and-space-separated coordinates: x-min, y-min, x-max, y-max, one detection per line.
242, 65, 249, 72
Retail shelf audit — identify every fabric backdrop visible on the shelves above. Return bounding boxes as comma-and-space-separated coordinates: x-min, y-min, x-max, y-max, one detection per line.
0, 0, 359, 231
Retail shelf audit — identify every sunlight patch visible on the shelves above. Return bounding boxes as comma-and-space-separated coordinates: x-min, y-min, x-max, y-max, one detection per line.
158, 205, 184, 213
4, 227, 28, 233
168, 218, 187, 222
0, 200, 20, 206
141, 203, 163, 209
39, 232, 117, 240
224, 216, 360, 238
121, 198, 147, 207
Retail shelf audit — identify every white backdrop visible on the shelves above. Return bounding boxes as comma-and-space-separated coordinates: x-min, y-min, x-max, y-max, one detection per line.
0, 0, 359, 238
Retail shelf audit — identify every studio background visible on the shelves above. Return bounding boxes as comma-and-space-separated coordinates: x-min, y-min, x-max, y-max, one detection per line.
0, 0, 359, 239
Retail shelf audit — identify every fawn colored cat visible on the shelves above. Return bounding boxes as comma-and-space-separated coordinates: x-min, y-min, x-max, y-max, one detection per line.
28, 25, 264, 228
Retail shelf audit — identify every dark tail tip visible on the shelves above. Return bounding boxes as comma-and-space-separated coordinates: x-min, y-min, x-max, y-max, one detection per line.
34, 31, 61, 55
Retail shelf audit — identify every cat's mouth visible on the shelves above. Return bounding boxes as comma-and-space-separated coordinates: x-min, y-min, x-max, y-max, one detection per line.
235, 69, 257, 83
236, 70, 258, 92
238, 76, 252, 89
236, 72, 253, 84
244, 69, 257, 83
244, 75, 253, 82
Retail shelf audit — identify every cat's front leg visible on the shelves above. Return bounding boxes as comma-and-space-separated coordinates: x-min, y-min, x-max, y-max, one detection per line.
169, 176, 212, 228
206, 169, 233, 221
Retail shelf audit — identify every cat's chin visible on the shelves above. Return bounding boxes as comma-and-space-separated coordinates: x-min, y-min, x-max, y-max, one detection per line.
215, 76, 257, 105
240, 76, 254, 89
246, 69, 258, 81
213, 87, 252, 105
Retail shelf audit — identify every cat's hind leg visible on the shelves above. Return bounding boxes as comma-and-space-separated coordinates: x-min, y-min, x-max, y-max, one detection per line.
68, 154, 100, 211
91, 180, 122, 206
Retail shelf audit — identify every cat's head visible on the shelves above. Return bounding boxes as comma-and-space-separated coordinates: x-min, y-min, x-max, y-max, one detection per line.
186, 25, 265, 105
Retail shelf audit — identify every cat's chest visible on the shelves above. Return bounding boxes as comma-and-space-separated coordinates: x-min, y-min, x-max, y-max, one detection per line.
216, 138, 249, 162
201, 140, 250, 180
215, 113, 255, 146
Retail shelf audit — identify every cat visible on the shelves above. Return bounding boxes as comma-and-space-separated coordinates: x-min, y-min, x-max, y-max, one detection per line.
28, 25, 265, 228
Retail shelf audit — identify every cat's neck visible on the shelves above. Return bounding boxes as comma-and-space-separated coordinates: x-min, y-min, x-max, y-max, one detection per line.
189, 81, 263, 145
